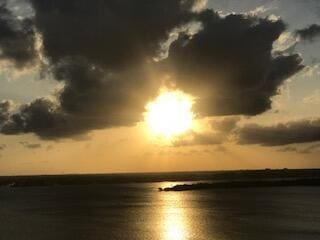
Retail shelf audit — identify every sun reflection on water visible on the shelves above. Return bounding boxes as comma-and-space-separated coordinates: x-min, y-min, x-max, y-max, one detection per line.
161, 192, 188, 240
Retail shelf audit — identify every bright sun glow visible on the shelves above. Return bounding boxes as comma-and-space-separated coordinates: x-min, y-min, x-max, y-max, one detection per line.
145, 89, 194, 138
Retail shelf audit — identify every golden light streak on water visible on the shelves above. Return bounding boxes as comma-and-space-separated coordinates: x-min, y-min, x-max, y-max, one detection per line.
160, 192, 188, 240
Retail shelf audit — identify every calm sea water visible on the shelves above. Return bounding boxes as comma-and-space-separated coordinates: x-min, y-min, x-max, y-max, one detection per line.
1, 182, 320, 240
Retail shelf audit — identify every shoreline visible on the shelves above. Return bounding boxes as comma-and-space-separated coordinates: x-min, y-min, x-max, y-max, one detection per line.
159, 178, 320, 191
1, 168, 320, 188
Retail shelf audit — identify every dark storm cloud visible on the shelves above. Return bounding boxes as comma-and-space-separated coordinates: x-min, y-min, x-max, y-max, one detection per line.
165, 11, 304, 116
0, 1, 36, 67
1, 98, 70, 138
0, 0, 305, 139
0, 100, 13, 125
30, 0, 197, 68
296, 24, 320, 41
1, 0, 200, 139
237, 119, 320, 146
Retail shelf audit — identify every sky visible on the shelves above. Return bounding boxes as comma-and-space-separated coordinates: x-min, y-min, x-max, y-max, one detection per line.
0, 0, 320, 176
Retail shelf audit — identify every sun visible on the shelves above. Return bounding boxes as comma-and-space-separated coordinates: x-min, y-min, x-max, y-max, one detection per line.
144, 89, 194, 138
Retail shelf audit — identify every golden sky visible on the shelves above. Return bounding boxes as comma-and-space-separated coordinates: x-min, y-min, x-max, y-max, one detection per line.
0, 0, 320, 175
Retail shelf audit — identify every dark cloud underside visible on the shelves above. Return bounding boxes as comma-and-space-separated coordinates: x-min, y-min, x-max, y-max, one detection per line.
296, 24, 320, 41
237, 119, 320, 146
0, 0, 306, 139
0, 2, 36, 67
166, 11, 304, 116
0, 100, 12, 125
1, 0, 200, 138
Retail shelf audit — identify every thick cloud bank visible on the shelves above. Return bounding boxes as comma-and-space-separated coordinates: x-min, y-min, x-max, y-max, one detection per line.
166, 11, 304, 116
237, 119, 320, 146
0, 2, 36, 67
0, 0, 305, 139
0, 100, 12, 124
296, 24, 320, 41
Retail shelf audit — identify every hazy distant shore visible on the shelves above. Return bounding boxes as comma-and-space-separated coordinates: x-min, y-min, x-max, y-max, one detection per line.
0, 169, 320, 188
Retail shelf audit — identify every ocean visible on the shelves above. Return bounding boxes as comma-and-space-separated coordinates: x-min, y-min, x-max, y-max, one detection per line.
1, 179, 320, 239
